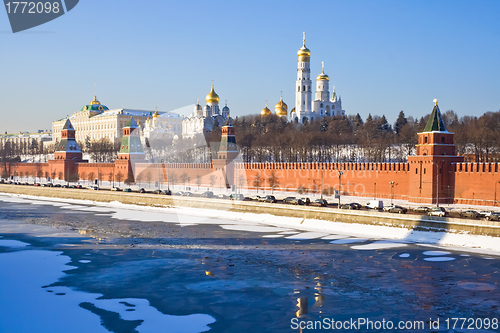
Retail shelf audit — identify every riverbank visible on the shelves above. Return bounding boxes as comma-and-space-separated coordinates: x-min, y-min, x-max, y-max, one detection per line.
1, 184, 500, 239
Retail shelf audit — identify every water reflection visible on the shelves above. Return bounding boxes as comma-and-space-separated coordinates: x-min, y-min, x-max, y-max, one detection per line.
296, 297, 308, 317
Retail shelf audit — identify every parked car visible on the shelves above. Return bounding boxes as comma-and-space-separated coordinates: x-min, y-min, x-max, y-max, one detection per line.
310, 199, 328, 207
413, 206, 430, 214
428, 207, 447, 217
486, 212, 500, 221
282, 197, 296, 204
229, 193, 244, 200
123, 188, 132, 192
174, 191, 183, 196
138, 188, 146, 193
33, 183, 41, 187
460, 210, 480, 219
182, 192, 193, 197
152, 189, 163, 194
54, 184, 61, 188
383, 205, 394, 212
163, 190, 172, 195
90, 186, 99, 190
200, 191, 214, 198
341, 203, 361, 210
387, 205, 407, 214
251, 195, 262, 201
350, 203, 362, 210
300, 197, 311, 205
289, 198, 304, 205
75, 184, 83, 189
263, 195, 277, 203
478, 210, 492, 218
111, 187, 122, 191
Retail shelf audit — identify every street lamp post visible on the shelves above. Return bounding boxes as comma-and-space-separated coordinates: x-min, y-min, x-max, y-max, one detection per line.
338, 171, 343, 208
374, 182, 376, 200
320, 169, 324, 200
436, 166, 440, 208
159, 159, 164, 191
389, 181, 395, 205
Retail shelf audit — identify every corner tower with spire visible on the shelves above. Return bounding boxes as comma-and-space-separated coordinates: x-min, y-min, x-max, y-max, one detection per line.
408, 100, 464, 204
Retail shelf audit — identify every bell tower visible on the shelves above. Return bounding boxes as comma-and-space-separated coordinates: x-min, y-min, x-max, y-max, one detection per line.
294, 32, 312, 123
408, 100, 463, 204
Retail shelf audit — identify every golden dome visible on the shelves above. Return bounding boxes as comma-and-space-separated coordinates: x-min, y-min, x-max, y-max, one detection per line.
274, 93, 288, 111
275, 93, 287, 116
297, 45, 311, 58
90, 95, 101, 105
316, 62, 329, 81
297, 32, 311, 60
153, 109, 160, 118
317, 72, 329, 81
276, 106, 287, 117
206, 84, 219, 104
261, 104, 272, 116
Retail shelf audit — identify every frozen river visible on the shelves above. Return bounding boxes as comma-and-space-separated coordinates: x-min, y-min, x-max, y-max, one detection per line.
0, 194, 499, 332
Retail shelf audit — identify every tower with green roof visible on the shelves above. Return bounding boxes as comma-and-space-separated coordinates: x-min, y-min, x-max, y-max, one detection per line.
118, 117, 145, 161
115, 116, 145, 185
408, 100, 463, 204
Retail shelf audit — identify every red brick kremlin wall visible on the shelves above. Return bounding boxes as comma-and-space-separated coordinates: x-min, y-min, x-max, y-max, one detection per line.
3, 159, 500, 206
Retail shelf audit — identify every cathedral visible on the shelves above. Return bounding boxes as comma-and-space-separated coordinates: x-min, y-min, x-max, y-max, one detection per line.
182, 83, 231, 138
290, 33, 345, 123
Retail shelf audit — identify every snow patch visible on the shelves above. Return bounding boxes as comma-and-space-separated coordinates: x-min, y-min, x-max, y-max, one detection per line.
0, 249, 215, 333
399, 253, 410, 258
423, 257, 455, 262
285, 232, 329, 240
329, 238, 369, 244
351, 241, 408, 250
78, 260, 91, 264
422, 251, 451, 256
0, 240, 29, 248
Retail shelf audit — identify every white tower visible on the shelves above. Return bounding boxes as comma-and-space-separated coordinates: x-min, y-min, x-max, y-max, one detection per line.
294, 32, 312, 123
315, 61, 329, 102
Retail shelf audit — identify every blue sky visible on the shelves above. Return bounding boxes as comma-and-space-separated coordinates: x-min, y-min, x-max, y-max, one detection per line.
1, 0, 499, 133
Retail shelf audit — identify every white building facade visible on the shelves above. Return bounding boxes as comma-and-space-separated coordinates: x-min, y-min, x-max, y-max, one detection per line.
52, 96, 183, 144
290, 33, 345, 124
182, 84, 230, 139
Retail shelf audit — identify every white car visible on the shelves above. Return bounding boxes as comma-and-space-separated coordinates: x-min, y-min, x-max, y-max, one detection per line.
479, 210, 492, 218
428, 207, 447, 217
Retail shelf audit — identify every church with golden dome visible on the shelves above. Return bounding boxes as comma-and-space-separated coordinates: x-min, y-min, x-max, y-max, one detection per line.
261, 93, 289, 119
182, 83, 231, 139
290, 33, 345, 123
